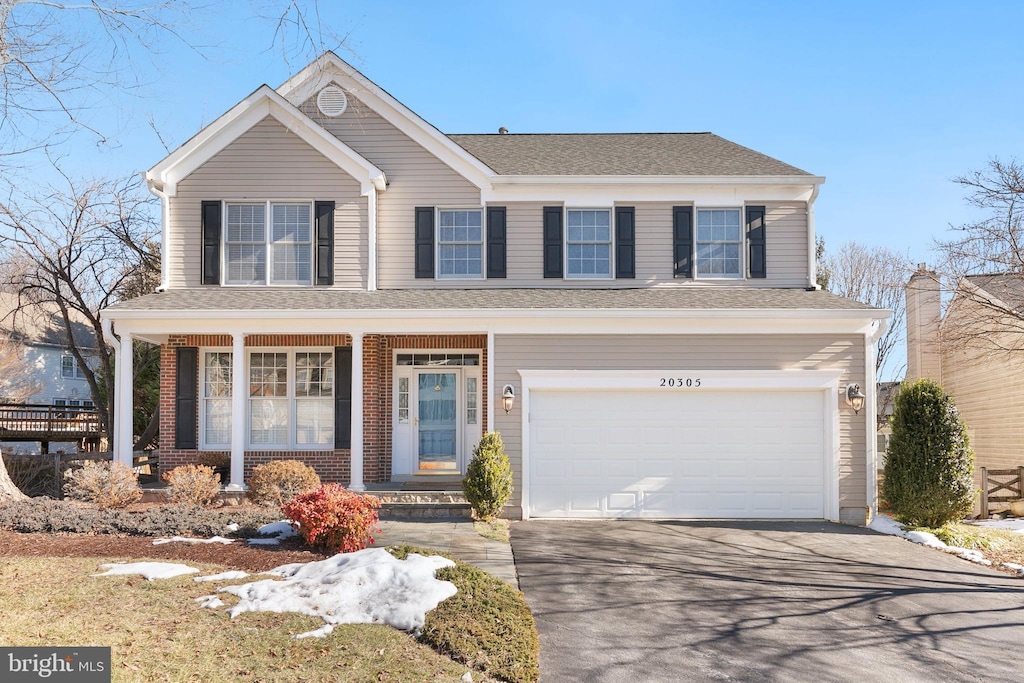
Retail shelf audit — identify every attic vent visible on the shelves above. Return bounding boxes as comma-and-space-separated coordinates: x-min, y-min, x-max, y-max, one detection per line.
316, 86, 348, 117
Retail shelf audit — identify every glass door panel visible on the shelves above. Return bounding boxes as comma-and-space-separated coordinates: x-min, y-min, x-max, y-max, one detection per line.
417, 371, 458, 471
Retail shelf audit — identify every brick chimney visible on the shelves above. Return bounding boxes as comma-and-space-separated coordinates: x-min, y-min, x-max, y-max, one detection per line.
905, 263, 941, 382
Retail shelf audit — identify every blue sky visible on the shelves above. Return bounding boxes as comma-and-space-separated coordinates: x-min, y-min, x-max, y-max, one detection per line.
51, 0, 1022, 269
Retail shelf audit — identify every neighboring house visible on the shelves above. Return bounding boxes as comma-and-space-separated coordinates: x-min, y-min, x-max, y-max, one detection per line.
102, 53, 889, 524
0, 293, 100, 453
905, 265, 1024, 485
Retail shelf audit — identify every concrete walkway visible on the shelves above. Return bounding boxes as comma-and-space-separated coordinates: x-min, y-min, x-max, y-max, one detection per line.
370, 519, 518, 587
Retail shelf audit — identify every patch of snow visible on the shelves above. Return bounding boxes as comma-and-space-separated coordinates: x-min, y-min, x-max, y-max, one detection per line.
94, 562, 200, 581
225, 522, 240, 532
152, 536, 235, 545
219, 548, 456, 635
195, 571, 249, 582
970, 517, 1024, 533
1002, 563, 1024, 575
870, 514, 997, 568
256, 521, 298, 539
246, 538, 281, 546
461, 672, 473, 682
294, 624, 335, 639
195, 595, 225, 609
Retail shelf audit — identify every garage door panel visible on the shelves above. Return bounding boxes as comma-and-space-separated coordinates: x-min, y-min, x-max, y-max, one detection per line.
529, 389, 826, 519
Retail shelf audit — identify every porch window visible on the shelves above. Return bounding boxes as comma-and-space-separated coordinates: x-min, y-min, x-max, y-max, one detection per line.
203, 352, 233, 446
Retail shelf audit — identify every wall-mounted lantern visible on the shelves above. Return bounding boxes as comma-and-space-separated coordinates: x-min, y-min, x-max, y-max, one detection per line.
502, 384, 516, 414
845, 384, 866, 414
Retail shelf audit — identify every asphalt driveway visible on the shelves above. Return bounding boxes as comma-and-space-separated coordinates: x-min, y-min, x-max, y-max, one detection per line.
510, 520, 1024, 682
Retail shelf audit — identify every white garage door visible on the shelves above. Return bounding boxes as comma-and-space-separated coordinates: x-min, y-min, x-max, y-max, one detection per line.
528, 389, 826, 519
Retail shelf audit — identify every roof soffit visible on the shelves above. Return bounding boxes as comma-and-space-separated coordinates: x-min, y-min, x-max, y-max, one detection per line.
277, 52, 496, 189
145, 85, 386, 196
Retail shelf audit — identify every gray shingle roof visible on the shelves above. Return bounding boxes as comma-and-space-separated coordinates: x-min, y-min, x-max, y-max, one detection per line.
965, 273, 1024, 311
447, 133, 812, 177
106, 287, 876, 313
0, 293, 98, 348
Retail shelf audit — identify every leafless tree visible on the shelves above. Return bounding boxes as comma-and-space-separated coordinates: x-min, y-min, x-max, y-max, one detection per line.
0, 170, 160, 443
823, 241, 912, 379
935, 158, 1024, 356
0, 332, 39, 500
1, 0, 346, 156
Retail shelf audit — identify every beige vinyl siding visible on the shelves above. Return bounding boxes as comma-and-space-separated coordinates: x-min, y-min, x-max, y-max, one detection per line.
493, 333, 867, 518
762, 202, 810, 287
299, 94, 482, 288
170, 116, 367, 289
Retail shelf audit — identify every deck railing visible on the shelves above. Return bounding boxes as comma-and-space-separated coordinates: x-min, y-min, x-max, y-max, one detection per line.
0, 403, 102, 439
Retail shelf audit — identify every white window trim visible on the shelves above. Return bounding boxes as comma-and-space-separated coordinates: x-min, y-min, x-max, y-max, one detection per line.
199, 348, 233, 450
198, 346, 335, 452
564, 207, 614, 280
61, 354, 87, 379
694, 205, 744, 280
222, 200, 316, 287
435, 207, 485, 281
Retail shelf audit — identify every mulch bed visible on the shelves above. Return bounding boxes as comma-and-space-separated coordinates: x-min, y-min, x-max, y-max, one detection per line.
0, 529, 331, 573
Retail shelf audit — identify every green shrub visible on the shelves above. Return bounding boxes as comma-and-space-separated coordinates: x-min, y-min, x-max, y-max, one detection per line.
389, 544, 540, 683
63, 460, 142, 509
163, 464, 222, 507
282, 483, 381, 553
882, 379, 974, 527
462, 432, 513, 521
246, 459, 320, 506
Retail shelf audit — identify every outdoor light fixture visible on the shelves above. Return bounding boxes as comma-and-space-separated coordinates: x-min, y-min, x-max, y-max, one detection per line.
846, 384, 866, 414
502, 384, 516, 414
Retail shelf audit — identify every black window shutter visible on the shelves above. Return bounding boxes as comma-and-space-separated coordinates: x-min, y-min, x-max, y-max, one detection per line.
174, 347, 198, 449
315, 201, 335, 285
201, 201, 221, 285
673, 206, 693, 278
414, 207, 435, 279
746, 205, 767, 279
334, 346, 353, 449
486, 206, 507, 279
615, 206, 635, 279
543, 206, 563, 278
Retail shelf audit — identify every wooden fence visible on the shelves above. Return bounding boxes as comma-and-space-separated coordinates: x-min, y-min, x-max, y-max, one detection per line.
980, 467, 1024, 519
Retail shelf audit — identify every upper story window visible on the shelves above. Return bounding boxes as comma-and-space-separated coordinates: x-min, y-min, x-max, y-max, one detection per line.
61, 355, 87, 379
437, 209, 483, 278
696, 209, 742, 277
566, 209, 611, 278
225, 202, 312, 285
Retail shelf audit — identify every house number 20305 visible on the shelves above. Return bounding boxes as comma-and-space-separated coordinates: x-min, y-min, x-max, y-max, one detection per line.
659, 377, 701, 388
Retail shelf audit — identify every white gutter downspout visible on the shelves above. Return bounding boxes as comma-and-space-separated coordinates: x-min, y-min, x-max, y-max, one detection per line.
144, 175, 171, 292
366, 186, 378, 291
807, 183, 822, 290
865, 316, 890, 523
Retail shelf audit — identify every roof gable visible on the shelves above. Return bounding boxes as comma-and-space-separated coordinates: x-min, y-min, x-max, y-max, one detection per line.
277, 52, 496, 188
146, 85, 386, 197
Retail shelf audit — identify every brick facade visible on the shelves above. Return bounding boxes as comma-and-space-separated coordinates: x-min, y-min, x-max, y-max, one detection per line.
158, 332, 487, 485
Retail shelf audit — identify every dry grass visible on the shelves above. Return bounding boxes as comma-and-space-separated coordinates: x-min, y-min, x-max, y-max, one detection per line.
0, 556, 491, 682
474, 519, 510, 543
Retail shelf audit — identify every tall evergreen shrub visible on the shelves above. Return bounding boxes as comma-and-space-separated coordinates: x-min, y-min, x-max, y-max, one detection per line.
463, 432, 513, 521
882, 379, 974, 526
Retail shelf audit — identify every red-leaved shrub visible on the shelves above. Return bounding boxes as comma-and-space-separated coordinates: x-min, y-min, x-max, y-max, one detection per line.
281, 484, 382, 553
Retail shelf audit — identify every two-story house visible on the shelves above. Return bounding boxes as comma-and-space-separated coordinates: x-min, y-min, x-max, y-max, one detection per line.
103, 53, 889, 524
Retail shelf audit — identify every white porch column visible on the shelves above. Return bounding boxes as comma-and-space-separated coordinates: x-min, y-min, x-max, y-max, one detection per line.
349, 331, 365, 491
115, 331, 133, 467
228, 333, 246, 491
487, 331, 495, 433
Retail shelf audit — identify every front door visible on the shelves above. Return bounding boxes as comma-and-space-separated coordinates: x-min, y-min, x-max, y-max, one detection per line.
416, 370, 459, 472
